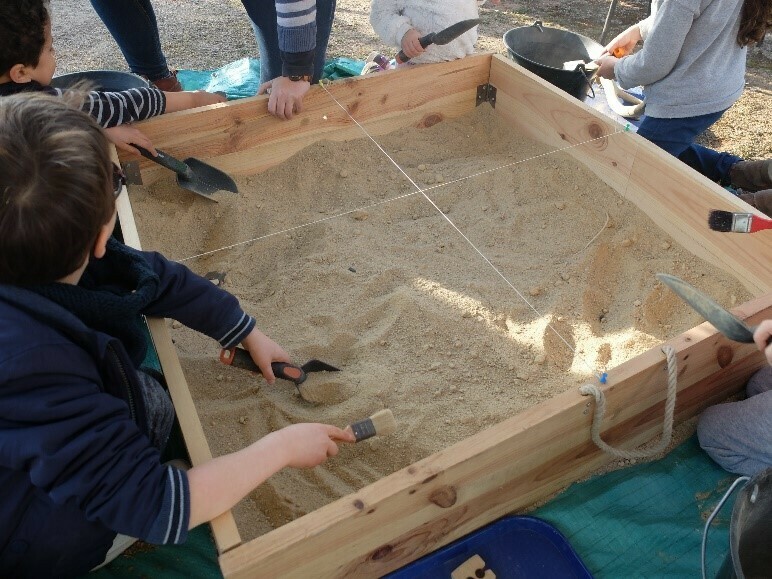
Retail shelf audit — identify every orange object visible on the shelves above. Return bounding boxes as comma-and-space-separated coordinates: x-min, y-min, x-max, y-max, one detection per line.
613, 47, 628, 58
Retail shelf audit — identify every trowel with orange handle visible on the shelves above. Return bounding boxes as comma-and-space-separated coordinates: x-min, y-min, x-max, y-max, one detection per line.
395, 18, 481, 64
219, 346, 340, 403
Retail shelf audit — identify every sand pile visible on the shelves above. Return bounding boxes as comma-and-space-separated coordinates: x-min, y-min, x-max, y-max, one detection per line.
129, 105, 750, 539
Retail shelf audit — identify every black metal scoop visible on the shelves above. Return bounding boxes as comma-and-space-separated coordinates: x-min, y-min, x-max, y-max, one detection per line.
219, 346, 340, 387
657, 273, 758, 343
135, 146, 238, 201
395, 18, 481, 64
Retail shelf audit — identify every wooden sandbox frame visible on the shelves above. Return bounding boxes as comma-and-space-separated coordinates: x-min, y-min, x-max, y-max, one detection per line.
116, 54, 772, 577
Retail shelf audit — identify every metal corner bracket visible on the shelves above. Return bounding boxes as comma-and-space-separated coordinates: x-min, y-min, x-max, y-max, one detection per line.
476, 83, 497, 107
123, 160, 143, 186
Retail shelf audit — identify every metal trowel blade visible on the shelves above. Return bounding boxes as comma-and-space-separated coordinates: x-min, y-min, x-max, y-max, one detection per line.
656, 273, 756, 343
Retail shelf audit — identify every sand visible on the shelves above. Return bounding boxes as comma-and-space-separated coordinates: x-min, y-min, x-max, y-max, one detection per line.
128, 105, 750, 541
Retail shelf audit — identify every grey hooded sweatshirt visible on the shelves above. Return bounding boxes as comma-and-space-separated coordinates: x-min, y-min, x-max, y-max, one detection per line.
615, 0, 747, 118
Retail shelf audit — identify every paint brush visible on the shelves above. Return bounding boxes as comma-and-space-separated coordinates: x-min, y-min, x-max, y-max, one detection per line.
707, 209, 772, 233
345, 409, 396, 442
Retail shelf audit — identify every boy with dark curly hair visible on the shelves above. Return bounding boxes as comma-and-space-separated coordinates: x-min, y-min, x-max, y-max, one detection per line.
0, 93, 354, 577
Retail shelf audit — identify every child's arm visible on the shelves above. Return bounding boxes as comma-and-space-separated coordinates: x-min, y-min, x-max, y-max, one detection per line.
164, 90, 226, 113
370, 0, 414, 49
187, 423, 355, 527
104, 125, 158, 156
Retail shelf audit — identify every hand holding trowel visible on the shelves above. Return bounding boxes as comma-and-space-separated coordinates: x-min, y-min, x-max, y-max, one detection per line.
395, 18, 481, 64
220, 346, 341, 403
657, 273, 770, 345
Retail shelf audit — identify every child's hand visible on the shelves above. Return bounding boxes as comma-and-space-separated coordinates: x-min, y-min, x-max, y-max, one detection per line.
273, 423, 356, 469
753, 320, 772, 366
594, 55, 617, 80
164, 90, 226, 113
241, 327, 291, 384
257, 76, 310, 120
188, 90, 227, 108
401, 28, 425, 59
104, 125, 158, 156
603, 25, 641, 58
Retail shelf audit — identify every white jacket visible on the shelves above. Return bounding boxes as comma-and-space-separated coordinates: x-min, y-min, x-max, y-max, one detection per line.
370, 0, 480, 63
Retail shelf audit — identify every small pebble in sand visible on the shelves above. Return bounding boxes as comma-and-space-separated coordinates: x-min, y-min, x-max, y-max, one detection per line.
238, 416, 248, 425
621, 238, 633, 247
216, 374, 224, 382
353, 211, 368, 221
661, 241, 671, 250
534, 353, 547, 365
633, 299, 642, 307
171, 320, 182, 329
528, 286, 541, 296
339, 169, 349, 178
555, 201, 566, 210
417, 164, 426, 171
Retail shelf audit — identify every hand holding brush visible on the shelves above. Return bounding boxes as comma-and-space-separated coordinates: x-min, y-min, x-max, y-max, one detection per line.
345, 409, 396, 442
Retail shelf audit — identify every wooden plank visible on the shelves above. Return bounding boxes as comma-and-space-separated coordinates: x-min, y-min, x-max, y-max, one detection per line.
220, 295, 771, 578
114, 151, 243, 553
120, 54, 492, 186
489, 54, 772, 295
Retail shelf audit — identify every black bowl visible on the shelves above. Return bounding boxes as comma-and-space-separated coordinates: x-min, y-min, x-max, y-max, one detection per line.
504, 22, 604, 101
50, 70, 149, 92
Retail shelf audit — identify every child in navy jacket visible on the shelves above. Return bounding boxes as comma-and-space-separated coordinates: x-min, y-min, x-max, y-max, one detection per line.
0, 93, 354, 578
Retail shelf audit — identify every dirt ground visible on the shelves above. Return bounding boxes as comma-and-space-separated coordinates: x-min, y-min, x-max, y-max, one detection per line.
52, 0, 772, 161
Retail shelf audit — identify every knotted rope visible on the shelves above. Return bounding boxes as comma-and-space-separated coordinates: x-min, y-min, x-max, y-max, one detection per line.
579, 345, 677, 459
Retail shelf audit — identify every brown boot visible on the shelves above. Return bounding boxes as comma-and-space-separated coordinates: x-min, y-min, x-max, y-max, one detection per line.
730, 159, 772, 192
738, 189, 772, 217
147, 70, 182, 92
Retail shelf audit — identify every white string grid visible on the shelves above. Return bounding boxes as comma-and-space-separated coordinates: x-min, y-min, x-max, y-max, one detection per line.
177, 82, 633, 384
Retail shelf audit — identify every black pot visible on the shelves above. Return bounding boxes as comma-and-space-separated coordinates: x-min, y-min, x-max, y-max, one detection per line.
504, 22, 604, 101
50, 70, 149, 92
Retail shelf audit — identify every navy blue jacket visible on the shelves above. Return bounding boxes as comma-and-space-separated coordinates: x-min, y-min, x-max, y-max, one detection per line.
0, 244, 255, 578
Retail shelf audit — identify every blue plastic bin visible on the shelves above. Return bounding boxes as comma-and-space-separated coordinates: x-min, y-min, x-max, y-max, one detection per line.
385, 515, 592, 578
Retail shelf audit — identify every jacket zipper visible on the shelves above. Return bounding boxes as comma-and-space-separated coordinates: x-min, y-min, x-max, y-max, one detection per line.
108, 343, 136, 422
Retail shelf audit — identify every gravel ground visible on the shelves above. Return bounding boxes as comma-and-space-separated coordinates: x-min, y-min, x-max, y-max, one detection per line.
50, 0, 770, 160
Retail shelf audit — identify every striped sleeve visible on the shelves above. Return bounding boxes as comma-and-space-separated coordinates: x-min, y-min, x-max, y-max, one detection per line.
80, 87, 167, 128
217, 312, 257, 349
144, 465, 190, 544
276, 0, 317, 77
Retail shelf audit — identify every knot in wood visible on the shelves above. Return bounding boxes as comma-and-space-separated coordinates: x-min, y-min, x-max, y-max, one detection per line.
370, 545, 393, 560
716, 345, 734, 368
429, 485, 457, 508
420, 113, 443, 128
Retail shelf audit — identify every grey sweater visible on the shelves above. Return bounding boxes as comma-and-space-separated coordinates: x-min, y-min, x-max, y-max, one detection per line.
615, 0, 747, 118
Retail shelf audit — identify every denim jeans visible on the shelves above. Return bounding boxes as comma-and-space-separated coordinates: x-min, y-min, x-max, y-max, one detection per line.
241, 0, 336, 84
636, 111, 743, 186
89, 0, 171, 82
90, 0, 336, 85
697, 365, 772, 476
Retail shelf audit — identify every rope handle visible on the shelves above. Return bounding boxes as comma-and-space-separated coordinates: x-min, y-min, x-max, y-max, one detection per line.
579, 345, 677, 459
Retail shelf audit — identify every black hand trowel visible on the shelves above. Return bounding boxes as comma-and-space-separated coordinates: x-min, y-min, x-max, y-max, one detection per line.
657, 273, 762, 344
395, 18, 481, 64
134, 145, 238, 201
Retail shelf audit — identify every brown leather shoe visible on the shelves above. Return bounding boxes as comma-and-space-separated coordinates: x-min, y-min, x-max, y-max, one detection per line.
738, 188, 772, 217
147, 70, 182, 92
730, 159, 772, 192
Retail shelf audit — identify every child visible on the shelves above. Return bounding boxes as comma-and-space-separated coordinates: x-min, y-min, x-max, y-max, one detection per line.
0, 0, 225, 156
697, 320, 772, 476
0, 93, 355, 578
369, 0, 499, 65
595, 0, 772, 211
